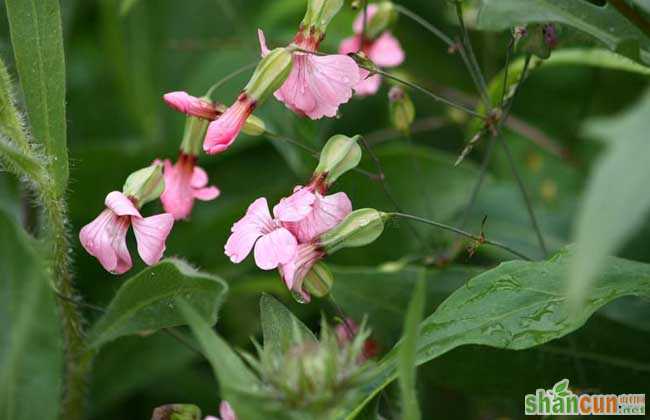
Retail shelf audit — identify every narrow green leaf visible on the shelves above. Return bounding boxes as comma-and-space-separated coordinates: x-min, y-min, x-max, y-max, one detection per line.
260, 294, 316, 357
569, 89, 650, 305
177, 299, 258, 390
5, 0, 68, 193
398, 274, 425, 420
87, 259, 228, 349
344, 248, 650, 417
477, 0, 650, 65
0, 56, 29, 150
0, 210, 62, 420
0, 135, 45, 182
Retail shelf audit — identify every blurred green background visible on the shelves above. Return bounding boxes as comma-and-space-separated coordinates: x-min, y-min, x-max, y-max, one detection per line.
1, 0, 649, 419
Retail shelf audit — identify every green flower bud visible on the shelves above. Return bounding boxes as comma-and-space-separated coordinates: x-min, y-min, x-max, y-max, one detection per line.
180, 116, 209, 155
301, 0, 344, 34
122, 162, 164, 207
303, 262, 334, 298
214, 103, 267, 136
320, 209, 387, 254
388, 86, 415, 134
151, 404, 201, 420
314, 134, 362, 185
365, 1, 398, 40
517, 23, 558, 59
244, 48, 293, 103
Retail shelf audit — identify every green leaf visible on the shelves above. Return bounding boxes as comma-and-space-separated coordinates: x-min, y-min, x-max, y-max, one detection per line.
0, 210, 62, 420
5, 0, 69, 193
476, 0, 650, 65
87, 259, 228, 349
259, 294, 316, 357
398, 275, 425, 420
345, 248, 650, 417
552, 378, 569, 397
569, 89, 650, 305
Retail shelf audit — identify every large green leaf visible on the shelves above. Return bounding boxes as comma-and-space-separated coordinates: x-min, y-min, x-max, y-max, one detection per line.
5, 0, 69, 192
477, 0, 650, 66
0, 211, 62, 420
344, 248, 650, 417
87, 259, 228, 349
259, 294, 316, 357
568, 89, 650, 305
398, 276, 425, 420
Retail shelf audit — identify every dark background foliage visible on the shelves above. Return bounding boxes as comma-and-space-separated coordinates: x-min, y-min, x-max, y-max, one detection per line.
1, 0, 649, 419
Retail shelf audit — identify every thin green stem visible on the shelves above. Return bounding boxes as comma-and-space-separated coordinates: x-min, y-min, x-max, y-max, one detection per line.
205, 61, 258, 99
390, 212, 533, 261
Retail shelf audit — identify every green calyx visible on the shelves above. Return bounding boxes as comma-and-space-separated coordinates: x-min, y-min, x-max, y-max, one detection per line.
320, 208, 387, 254
314, 134, 362, 186
244, 48, 293, 103
122, 162, 165, 207
301, 0, 345, 35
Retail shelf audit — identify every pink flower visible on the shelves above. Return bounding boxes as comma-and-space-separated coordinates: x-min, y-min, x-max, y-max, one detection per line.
339, 6, 405, 96
163, 91, 220, 120
274, 185, 352, 243
79, 191, 174, 274
160, 153, 220, 220
225, 197, 298, 270
204, 401, 236, 420
278, 242, 325, 302
258, 29, 361, 119
203, 93, 256, 154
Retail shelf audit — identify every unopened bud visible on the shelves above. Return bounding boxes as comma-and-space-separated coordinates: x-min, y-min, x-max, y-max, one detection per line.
320, 208, 386, 253
151, 404, 201, 420
214, 103, 266, 136
388, 86, 415, 134
244, 48, 293, 103
517, 23, 558, 59
303, 262, 334, 298
302, 0, 345, 34
122, 162, 164, 207
314, 134, 362, 185
365, 1, 398, 40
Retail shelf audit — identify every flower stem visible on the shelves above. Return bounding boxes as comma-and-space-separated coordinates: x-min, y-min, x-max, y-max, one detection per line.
389, 212, 533, 261
205, 61, 258, 99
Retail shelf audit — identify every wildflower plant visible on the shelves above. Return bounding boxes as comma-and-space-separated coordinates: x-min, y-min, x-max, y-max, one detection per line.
1, 0, 650, 419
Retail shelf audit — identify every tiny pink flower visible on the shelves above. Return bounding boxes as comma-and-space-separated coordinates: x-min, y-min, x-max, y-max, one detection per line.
79, 191, 174, 274
278, 242, 325, 302
225, 197, 297, 270
163, 91, 220, 120
339, 6, 405, 96
274, 185, 352, 243
259, 29, 361, 119
203, 93, 256, 154
160, 153, 220, 220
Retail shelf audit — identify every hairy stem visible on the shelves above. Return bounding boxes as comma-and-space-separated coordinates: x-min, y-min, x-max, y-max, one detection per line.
390, 212, 532, 261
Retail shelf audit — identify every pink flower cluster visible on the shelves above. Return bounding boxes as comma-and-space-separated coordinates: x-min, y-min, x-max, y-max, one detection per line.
339, 4, 405, 96
225, 178, 351, 301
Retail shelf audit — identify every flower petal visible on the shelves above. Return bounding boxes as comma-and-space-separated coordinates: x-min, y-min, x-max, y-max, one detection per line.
163, 91, 218, 120
354, 73, 382, 96
273, 187, 316, 222
79, 209, 132, 274
352, 4, 379, 34
161, 160, 194, 220
253, 228, 297, 270
284, 191, 352, 242
203, 97, 252, 154
105, 191, 141, 217
219, 402, 237, 420
190, 166, 209, 188
338, 35, 362, 55
258, 28, 270, 57
225, 197, 272, 263
194, 186, 220, 201
132, 213, 175, 266
367, 32, 405, 68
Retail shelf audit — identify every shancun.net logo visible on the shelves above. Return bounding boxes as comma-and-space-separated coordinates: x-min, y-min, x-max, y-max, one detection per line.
525, 379, 645, 416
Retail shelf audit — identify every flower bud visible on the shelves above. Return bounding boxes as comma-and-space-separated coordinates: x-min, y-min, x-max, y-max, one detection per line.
151, 404, 201, 420
301, 0, 344, 35
517, 23, 558, 59
303, 262, 334, 298
365, 1, 398, 40
122, 162, 164, 207
244, 48, 293, 103
214, 103, 266, 136
388, 86, 415, 134
313, 134, 362, 185
320, 208, 386, 253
